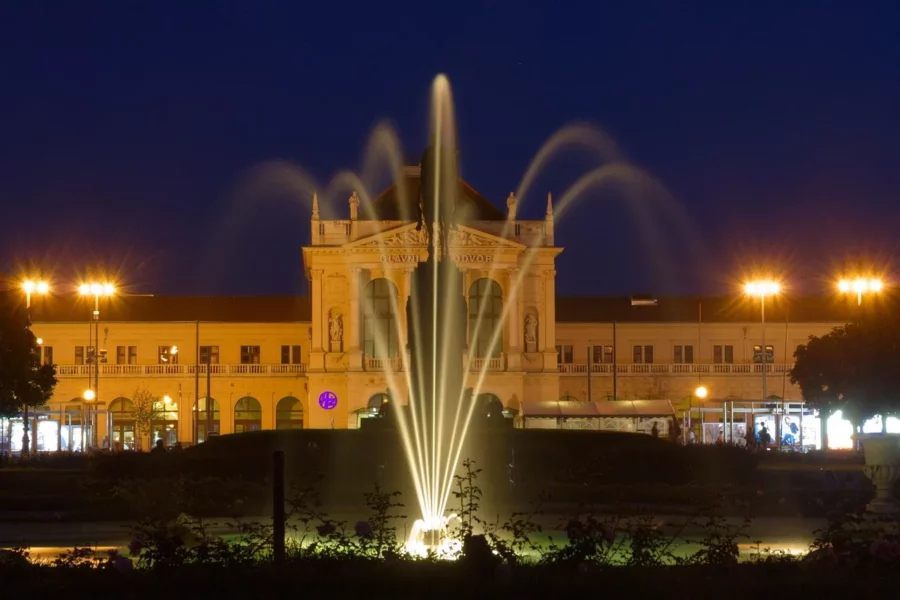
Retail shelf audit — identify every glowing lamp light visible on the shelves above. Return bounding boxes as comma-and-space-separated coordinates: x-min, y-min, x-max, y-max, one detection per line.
163, 395, 172, 405
170, 346, 178, 355
694, 386, 708, 399
22, 281, 35, 294
78, 284, 90, 295
318, 391, 338, 410
838, 277, 884, 305
36, 338, 43, 345
83, 389, 96, 401
37, 281, 50, 294
744, 280, 780, 296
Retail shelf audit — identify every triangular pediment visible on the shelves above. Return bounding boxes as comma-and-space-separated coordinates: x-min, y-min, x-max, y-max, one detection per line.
346, 223, 526, 251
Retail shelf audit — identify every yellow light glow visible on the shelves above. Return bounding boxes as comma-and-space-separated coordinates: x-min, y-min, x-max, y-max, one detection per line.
78, 284, 91, 295
36, 281, 50, 294
744, 280, 780, 296
82, 389, 96, 401
36, 338, 43, 345
90, 283, 102, 296
163, 395, 172, 405
103, 283, 115, 296
170, 345, 178, 355
695, 386, 708, 399
22, 280, 35, 294
869, 278, 883, 292
837, 279, 851, 292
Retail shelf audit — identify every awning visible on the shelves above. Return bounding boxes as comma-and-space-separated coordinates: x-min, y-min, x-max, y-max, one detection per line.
521, 399, 676, 419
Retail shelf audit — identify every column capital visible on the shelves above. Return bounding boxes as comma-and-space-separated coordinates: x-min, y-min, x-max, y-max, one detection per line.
310, 268, 325, 280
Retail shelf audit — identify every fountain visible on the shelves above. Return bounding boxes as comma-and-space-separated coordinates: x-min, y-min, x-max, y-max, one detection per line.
399, 129, 470, 554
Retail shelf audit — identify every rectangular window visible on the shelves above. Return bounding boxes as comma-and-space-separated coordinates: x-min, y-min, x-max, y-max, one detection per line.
753, 345, 775, 364
644, 345, 654, 364
555, 345, 573, 364
281, 345, 302, 365
241, 345, 261, 364
291, 345, 302, 364
117, 346, 126, 365
42, 346, 53, 365
199, 345, 220, 365
158, 346, 178, 364
128, 346, 137, 364
592, 345, 614, 364
714, 345, 735, 364
75, 346, 84, 365
673, 345, 694, 363
633, 345, 642, 364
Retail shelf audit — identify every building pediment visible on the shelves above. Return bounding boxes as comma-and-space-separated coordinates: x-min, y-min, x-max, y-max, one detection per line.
346, 223, 526, 252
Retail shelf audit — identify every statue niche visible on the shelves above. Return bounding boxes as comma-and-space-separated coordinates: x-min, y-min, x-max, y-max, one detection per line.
329, 311, 343, 353
524, 313, 538, 353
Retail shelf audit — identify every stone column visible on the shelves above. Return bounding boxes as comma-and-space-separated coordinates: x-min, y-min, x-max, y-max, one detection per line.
542, 269, 558, 372
506, 267, 522, 370
398, 268, 412, 358
309, 269, 325, 371
347, 268, 364, 371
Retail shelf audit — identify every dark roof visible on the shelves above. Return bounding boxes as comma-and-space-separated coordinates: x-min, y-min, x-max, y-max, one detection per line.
19, 295, 311, 323
364, 170, 506, 221
555, 295, 893, 323
8, 293, 881, 324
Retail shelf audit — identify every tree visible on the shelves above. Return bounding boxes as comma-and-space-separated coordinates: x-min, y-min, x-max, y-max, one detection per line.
0, 297, 57, 453
133, 386, 162, 451
790, 314, 900, 433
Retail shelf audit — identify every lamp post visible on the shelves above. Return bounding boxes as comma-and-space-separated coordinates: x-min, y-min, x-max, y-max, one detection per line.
744, 280, 781, 446
690, 385, 707, 444
79, 282, 115, 449
838, 277, 883, 306
20, 279, 50, 455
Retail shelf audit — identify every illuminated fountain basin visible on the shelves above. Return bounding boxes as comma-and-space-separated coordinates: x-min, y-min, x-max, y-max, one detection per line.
404, 513, 461, 559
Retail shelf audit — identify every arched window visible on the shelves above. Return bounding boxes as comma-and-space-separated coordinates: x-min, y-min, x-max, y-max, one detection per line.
234, 397, 262, 433
468, 278, 503, 358
193, 397, 219, 444
368, 393, 390, 411
108, 397, 135, 451
364, 278, 399, 358
276, 396, 304, 429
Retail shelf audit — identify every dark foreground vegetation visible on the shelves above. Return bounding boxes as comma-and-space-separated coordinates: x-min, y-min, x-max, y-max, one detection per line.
0, 456, 897, 599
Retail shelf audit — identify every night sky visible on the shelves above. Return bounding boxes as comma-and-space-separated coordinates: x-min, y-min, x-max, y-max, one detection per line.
2, 2, 898, 298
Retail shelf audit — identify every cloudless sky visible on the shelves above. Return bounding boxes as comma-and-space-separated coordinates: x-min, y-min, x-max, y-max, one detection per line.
2, 1, 899, 298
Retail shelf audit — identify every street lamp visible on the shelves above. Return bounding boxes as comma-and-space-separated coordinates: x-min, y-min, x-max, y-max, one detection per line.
79, 281, 116, 449
19, 279, 50, 454
837, 277, 883, 306
82, 389, 96, 401
744, 279, 781, 445
21, 279, 50, 309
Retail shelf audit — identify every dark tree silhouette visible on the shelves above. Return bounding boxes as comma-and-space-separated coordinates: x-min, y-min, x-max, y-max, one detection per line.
0, 296, 58, 451
790, 312, 900, 433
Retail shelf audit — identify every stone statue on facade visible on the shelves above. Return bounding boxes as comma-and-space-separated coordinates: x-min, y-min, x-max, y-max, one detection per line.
524, 313, 538, 352
417, 134, 457, 260
329, 313, 343, 349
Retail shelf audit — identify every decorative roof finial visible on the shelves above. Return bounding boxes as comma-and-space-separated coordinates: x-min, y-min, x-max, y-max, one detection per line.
312, 191, 320, 220
506, 192, 517, 221
546, 192, 554, 219
349, 191, 360, 220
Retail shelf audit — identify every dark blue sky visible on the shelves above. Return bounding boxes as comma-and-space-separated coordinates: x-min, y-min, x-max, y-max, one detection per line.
2, 1, 899, 297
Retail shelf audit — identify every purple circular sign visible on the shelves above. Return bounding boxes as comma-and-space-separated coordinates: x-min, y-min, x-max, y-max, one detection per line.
318, 391, 338, 410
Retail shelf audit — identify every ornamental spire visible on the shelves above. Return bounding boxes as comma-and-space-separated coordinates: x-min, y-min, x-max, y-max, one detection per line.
312, 191, 320, 220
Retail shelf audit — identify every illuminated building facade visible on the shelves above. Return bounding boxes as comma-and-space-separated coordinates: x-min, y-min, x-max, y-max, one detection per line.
8, 169, 864, 449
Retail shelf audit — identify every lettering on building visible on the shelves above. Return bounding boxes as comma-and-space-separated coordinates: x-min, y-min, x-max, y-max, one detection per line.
380, 255, 420, 263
